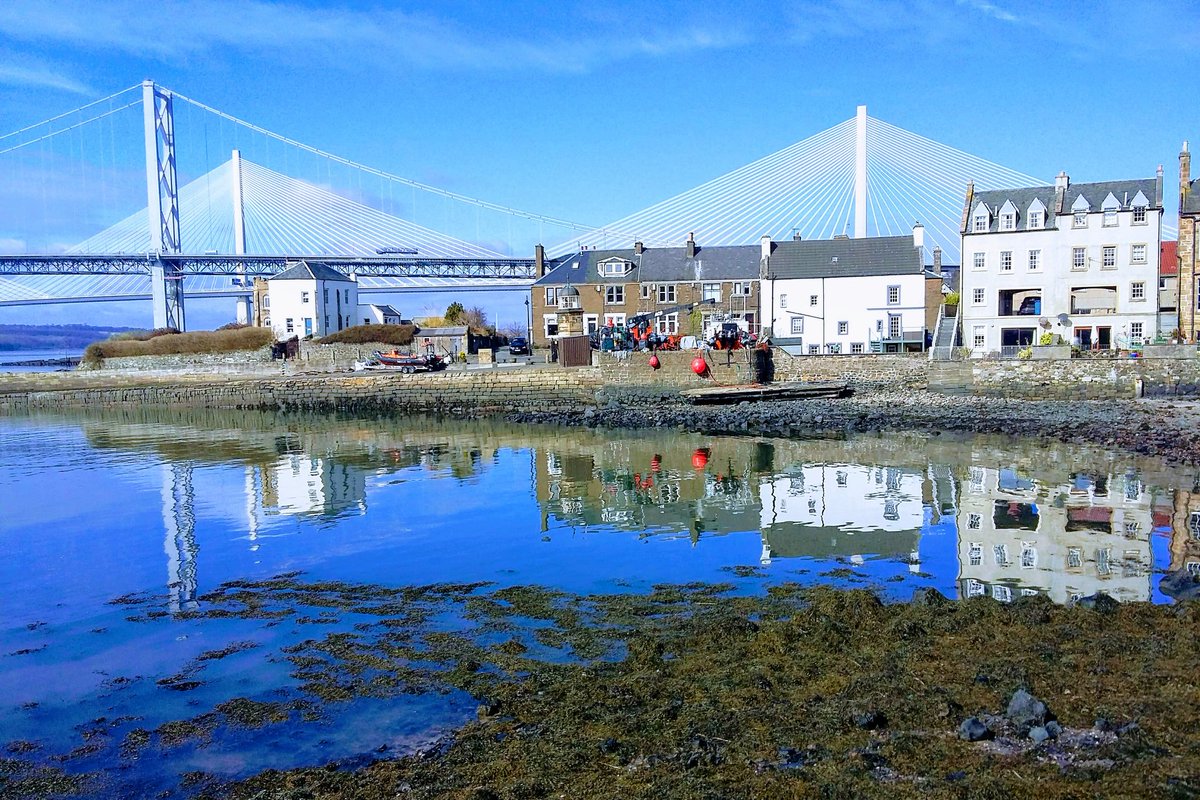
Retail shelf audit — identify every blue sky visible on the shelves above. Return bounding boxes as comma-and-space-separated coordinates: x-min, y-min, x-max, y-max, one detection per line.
1, 0, 1197, 332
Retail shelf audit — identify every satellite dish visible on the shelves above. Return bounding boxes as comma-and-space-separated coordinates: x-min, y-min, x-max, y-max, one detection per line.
1038, 317, 1050, 328
1057, 313, 1070, 326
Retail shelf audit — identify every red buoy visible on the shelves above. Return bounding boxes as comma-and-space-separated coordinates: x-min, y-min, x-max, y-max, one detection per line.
691, 448, 710, 470
691, 356, 707, 375
648, 354, 660, 369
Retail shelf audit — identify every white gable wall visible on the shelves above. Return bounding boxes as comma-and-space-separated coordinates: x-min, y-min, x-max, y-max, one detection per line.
765, 273, 926, 353
268, 277, 358, 339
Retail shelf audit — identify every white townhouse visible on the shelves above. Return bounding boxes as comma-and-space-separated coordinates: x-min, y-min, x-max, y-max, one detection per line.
762, 227, 938, 355
959, 171, 1163, 354
266, 261, 360, 339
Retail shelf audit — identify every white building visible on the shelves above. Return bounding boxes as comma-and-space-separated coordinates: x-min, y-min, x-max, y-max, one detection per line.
267, 261, 360, 339
360, 304, 404, 326
762, 227, 934, 355
959, 172, 1163, 354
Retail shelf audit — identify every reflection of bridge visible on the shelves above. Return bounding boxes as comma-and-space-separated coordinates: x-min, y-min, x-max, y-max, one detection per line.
3, 81, 1070, 327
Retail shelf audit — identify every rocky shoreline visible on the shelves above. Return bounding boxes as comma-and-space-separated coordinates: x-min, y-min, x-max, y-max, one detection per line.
511, 388, 1200, 467
0, 356, 80, 368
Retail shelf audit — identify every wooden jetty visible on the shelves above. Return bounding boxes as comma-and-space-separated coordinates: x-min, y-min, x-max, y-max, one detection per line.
680, 380, 850, 405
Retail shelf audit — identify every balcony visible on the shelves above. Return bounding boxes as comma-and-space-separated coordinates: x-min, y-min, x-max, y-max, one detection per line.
1070, 287, 1117, 316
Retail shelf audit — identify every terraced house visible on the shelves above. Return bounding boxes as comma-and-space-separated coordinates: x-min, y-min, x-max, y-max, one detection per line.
531, 234, 761, 347
960, 170, 1163, 355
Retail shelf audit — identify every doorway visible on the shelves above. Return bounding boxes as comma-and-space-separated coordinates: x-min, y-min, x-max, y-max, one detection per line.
1097, 327, 1111, 349
1074, 327, 1092, 349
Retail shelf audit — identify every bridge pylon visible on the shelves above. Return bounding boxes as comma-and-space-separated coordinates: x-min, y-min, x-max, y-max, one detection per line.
143, 80, 185, 330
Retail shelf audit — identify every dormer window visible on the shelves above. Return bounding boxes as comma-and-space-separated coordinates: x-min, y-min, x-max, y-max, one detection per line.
1071, 195, 1090, 228
1026, 198, 1046, 230
973, 214, 988, 233
1131, 191, 1149, 225
1102, 193, 1120, 227
598, 258, 632, 278
999, 200, 1018, 231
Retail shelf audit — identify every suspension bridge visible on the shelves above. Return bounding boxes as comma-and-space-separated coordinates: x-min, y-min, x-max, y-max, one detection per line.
0, 81, 1075, 329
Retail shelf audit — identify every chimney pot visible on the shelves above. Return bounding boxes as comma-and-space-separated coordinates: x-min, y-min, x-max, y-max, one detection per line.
634, 241, 644, 255
686, 232, 696, 258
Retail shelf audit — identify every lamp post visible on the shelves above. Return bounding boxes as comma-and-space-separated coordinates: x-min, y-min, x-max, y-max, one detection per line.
524, 296, 532, 346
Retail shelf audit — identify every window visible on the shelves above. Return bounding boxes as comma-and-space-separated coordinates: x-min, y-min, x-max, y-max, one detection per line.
790, 317, 804, 335
1133, 206, 1147, 225
1130, 322, 1144, 342
1028, 210, 1043, 229
1000, 251, 1012, 272
837, 321, 848, 335
967, 579, 985, 598
1097, 547, 1112, 575
1067, 547, 1082, 568
808, 344, 820, 355
732, 281, 752, 296
543, 314, 558, 337
887, 286, 900, 305
641, 284, 651, 300
992, 585, 1012, 603
827, 343, 842, 354
780, 294, 788, 309
1028, 250, 1040, 270
301, 291, 310, 303
1072, 247, 1087, 270
655, 313, 678, 335
324, 314, 329, 331
344, 289, 350, 302
702, 282, 721, 302
973, 253, 985, 270
973, 325, 985, 348
657, 284, 675, 303
1102, 245, 1116, 269
285, 317, 294, 333
972, 288, 985, 305
809, 294, 818, 306
1073, 211, 1088, 228
599, 259, 630, 277
973, 214, 987, 232
1103, 208, 1117, 227
851, 342, 864, 354
968, 515, 981, 530
1131, 243, 1147, 264
993, 544, 1009, 566
969, 542, 982, 564
1131, 281, 1145, 301
605, 285, 624, 304
323, 288, 329, 304
545, 287, 559, 304
1001, 213, 1014, 230
1021, 543, 1038, 568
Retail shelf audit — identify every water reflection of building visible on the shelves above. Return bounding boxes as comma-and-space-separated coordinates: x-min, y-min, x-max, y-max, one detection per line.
534, 440, 764, 543
259, 453, 368, 518
956, 465, 1153, 603
759, 464, 925, 564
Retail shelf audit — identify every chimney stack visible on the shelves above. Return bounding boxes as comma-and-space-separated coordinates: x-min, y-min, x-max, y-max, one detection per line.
634, 241, 644, 255
960, 180, 975, 234
1183, 141, 1193, 210
535, 244, 546, 277
686, 232, 696, 258
1054, 171, 1069, 214
760, 235, 772, 261
933, 246, 943, 273
912, 222, 925, 250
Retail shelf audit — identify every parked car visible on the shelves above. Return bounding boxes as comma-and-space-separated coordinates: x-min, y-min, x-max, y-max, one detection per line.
508, 337, 530, 355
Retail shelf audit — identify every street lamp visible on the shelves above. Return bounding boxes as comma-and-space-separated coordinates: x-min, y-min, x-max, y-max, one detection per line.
524, 296, 532, 345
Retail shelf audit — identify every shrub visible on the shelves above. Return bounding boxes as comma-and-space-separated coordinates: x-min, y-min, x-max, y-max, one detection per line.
944, 291, 960, 306
82, 326, 273, 364
217, 321, 250, 331
318, 324, 416, 346
1038, 332, 1055, 346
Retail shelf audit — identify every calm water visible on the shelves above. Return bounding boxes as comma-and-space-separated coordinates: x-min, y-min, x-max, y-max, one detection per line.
0, 348, 83, 373
1, 408, 1197, 796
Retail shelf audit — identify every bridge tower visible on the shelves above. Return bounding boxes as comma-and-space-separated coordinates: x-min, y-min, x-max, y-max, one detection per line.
854, 104, 867, 239
142, 80, 185, 330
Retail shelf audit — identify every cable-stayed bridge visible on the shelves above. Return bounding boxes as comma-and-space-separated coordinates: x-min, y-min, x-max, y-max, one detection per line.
0, 82, 1091, 328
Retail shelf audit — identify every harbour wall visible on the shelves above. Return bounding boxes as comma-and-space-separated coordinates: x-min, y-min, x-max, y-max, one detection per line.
5, 350, 1200, 414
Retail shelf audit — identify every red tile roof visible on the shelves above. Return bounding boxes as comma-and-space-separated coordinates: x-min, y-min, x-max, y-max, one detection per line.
1162, 241, 1178, 276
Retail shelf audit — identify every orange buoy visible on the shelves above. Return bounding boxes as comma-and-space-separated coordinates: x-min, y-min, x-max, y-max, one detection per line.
648, 354, 660, 369
691, 356, 708, 375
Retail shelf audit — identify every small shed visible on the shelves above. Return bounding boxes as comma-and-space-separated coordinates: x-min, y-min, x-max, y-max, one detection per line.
415, 326, 469, 359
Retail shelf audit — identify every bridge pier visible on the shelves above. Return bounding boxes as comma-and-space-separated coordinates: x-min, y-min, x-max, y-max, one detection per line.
150, 259, 186, 331
143, 81, 185, 330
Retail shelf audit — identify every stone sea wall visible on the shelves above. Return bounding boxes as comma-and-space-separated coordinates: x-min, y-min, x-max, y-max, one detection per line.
91, 341, 405, 375
929, 357, 1200, 399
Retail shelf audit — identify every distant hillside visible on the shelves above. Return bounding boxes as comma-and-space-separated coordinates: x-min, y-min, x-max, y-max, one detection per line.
0, 324, 139, 351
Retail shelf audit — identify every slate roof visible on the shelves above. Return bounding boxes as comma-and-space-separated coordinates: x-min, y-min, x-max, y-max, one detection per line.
270, 260, 355, 282
1183, 179, 1200, 215
968, 178, 1160, 235
368, 303, 403, 317
766, 235, 923, 279
535, 243, 762, 287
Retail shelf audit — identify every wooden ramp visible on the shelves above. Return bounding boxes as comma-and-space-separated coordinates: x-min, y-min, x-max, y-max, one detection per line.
680, 381, 850, 405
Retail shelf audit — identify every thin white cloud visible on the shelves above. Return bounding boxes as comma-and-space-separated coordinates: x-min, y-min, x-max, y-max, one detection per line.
0, 1, 745, 74
0, 61, 95, 95
956, 0, 1020, 23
